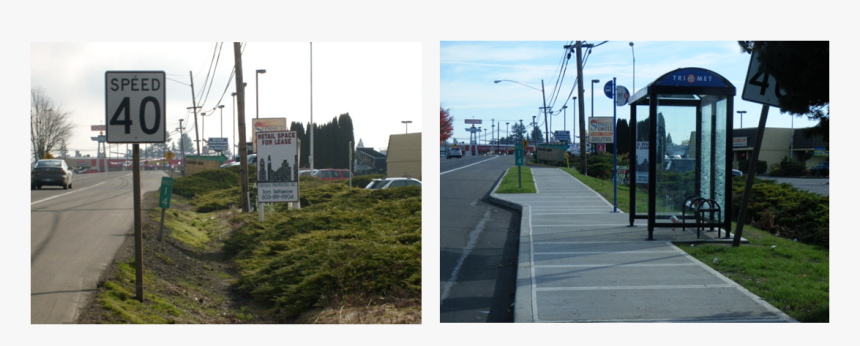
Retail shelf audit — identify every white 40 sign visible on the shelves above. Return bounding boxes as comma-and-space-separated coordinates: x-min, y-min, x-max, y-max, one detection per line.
742, 51, 787, 107
105, 71, 166, 143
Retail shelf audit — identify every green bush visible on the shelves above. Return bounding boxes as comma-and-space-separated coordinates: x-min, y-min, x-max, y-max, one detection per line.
225, 184, 421, 319
731, 178, 828, 248
738, 159, 767, 175
581, 152, 626, 180
769, 157, 807, 177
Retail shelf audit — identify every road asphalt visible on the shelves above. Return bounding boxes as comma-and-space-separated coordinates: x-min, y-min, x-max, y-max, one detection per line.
490, 167, 796, 323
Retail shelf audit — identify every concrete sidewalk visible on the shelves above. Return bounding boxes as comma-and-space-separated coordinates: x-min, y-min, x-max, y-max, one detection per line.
490, 167, 795, 323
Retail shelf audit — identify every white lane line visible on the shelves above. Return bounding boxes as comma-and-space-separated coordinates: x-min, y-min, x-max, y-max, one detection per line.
440, 156, 499, 175
535, 263, 697, 268
31, 181, 107, 205
530, 224, 631, 227
440, 208, 493, 304
536, 284, 735, 291
535, 251, 680, 255
31, 173, 132, 205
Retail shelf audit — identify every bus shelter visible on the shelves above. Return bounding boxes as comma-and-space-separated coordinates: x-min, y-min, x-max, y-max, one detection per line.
627, 68, 735, 240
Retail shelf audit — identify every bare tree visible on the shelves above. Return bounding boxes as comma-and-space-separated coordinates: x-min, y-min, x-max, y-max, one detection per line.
31, 87, 73, 162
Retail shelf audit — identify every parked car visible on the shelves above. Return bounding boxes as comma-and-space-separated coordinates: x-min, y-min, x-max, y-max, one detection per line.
32, 159, 74, 190
664, 158, 696, 173
312, 169, 353, 181
810, 161, 829, 177
446, 147, 462, 159
365, 177, 421, 190
732, 169, 743, 177
299, 169, 318, 177
220, 154, 257, 168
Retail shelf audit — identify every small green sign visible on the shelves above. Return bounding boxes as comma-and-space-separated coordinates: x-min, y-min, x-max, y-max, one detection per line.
158, 177, 174, 209
515, 143, 524, 166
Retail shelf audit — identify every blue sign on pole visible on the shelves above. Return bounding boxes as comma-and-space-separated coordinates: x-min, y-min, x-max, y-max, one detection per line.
208, 137, 228, 151
604, 80, 615, 99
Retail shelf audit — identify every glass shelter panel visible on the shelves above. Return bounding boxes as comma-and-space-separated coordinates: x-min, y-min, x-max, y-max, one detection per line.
654, 99, 698, 216
634, 104, 650, 216
703, 95, 728, 222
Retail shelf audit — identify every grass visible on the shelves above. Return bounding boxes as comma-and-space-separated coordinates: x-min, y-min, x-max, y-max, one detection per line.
559, 167, 829, 322
679, 224, 829, 322
496, 166, 535, 193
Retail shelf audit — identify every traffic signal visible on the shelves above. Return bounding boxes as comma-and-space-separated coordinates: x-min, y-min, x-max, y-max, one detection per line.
740, 152, 747, 160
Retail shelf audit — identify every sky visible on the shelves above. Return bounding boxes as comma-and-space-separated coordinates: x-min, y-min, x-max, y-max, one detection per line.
441, 41, 823, 146
31, 42, 421, 158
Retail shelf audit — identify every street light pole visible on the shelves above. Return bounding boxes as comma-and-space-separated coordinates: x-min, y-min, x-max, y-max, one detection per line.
629, 42, 635, 93
201, 112, 206, 153
402, 120, 412, 134
219, 105, 225, 138
506, 122, 509, 148
591, 79, 600, 154
737, 110, 746, 128
232, 92, 236, 156
541, 80, 548, 145
256, 69, 266, 119
572, 97, 577, 141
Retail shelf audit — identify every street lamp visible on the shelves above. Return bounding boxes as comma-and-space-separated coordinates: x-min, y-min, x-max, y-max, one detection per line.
232, 92, 236, 155
591, 79, 600, 154
572, 96, 577, 140
562, 105, 568, 133
219, 105, 225, 138
401, 120, 412, 134
737, 110, 746, 128
201, 112, 206, 149
494, 79, 549, 145
256, 69, 266, 119
506, 122, 509, 147
629, 42, 635, 93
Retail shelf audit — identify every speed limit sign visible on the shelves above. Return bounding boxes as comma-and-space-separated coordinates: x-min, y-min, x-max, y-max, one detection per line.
105, 71, 166, 143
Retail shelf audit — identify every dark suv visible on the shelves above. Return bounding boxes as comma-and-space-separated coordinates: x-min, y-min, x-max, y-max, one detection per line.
810, 161, 829, 177
446, 147, 462, 159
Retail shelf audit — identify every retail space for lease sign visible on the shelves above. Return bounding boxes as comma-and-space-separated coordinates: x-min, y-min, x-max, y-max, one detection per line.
256, 131, 299, 203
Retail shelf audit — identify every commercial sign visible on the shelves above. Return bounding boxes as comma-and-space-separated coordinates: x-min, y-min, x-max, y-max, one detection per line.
554, 130, 571, 142
256, 131, 299, 203
588, 117, 615, 143
657, 68, 727, 88
252, 118, 287, 153
105, 71, 166, 143
636, 141, 648, 184
208, 137, 228, 151
91, 125, 106, 131
733, 137, 748, 147
465, 119, 482, 124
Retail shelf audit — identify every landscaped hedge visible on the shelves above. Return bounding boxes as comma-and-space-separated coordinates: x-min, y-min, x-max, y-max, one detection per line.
731, 178, 828, 248
737, 159, 767, 175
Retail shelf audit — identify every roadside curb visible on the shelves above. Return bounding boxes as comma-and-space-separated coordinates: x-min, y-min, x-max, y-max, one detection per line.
488, 176, 534, 323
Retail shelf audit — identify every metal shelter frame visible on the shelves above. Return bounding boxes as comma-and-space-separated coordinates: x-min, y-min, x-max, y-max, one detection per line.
627, 68, 735, 240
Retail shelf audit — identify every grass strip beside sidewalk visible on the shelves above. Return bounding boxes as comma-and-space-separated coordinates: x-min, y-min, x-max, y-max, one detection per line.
496, 166, 535, 193
560, 167, 829, 322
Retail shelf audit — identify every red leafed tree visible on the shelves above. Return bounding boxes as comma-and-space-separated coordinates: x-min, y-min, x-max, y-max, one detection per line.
440, 106, 454, 144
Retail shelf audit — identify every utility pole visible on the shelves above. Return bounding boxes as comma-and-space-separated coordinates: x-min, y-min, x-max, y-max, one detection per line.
234, 42, 251, 213
574, 42, 588, 174
189, 71, 201, 156
178, 119, 185, 176
310, 42, 315, 172
541, 80, 549, 144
